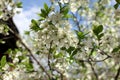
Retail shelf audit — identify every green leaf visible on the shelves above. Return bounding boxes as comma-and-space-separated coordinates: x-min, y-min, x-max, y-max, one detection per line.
78, 32, 84, 39
26, 63, 34, 72
93, 25, 103, 36
96, 11, 104, 17
112, 48, 119, 53
54, 52, 63, 58
40, 8, 49, 18
98, 33, 104, 40
75, 31, 86, 41
44, 3, 49, 12
38, 3, 51, 18
61, 47, 66, 50
64, 14, 72, 18
0, 56, 6, 67
61, 6, 69, 15
114, 3, 119, 9
31, 19, 40, 31
16, 2, 22, 8
0, 11, 2, 16
116, 0, 120, 4
67, 46, 75, 54
39, 13, 46, 18
24, 31, 30, 35
36, 51, 40, 55
112, 45, 120, 53
0, 39, 5, 44
71, 49, 78, 57
39, 8, 48, 18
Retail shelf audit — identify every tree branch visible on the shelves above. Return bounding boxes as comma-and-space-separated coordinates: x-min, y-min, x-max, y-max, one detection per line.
88, 61, 98, 80
79, 56, 111, 62
114, 66, 120, 80
7, 21, 52, 79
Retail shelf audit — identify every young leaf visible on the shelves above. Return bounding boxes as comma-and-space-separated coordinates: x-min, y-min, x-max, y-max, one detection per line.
44, 3, 49, 12
61, 6, 69, 15
98, 33, 104, 40
75, 31, 86, 41
112, 45, 120, 53
93, 25, 103, 36
0, 56, 6, 67
24, 31, 30, 35
114, 3, 119, 9
16, 2, 22, 8
116, 0, 120, 4
71, 49, 78, 57
31, 19, 40, 31
67, 46, 75, 54
61, 47, 66, 50
26, 63, 34, 72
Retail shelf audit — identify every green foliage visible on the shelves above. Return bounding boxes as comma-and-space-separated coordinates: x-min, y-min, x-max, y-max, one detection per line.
30, 19, 43, 31
112, 45, 120, 53
24, 31, 30, 35
114, 3, 119, 9
93, 25, 103, 35
0, 56, 6, 68
115, 0, 120, 4
75, 31, 85, 41
54, 52, 64, 58
60, 5, 69, 16
1, 0, 120, 80
38, 3, 51, 18
16, 2, 22, 8
44, 3, 49, 12
21, 58, 34, 72
114, 0, 120, 9
96, 11, 104, 17
59, 3, 72, 19
25, 62, 34, 72
61, 46, 78, 60
0, 11, 2, 16
92, 25, 104, 40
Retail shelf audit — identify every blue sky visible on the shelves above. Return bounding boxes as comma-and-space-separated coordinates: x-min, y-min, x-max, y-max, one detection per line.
21, 0, 50, 10
13, 0, 50, 34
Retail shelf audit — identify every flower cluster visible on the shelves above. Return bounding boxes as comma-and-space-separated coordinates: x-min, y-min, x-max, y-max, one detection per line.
32, 12, 78, 54
1, 0, 120, 80
0, 0, 21, 20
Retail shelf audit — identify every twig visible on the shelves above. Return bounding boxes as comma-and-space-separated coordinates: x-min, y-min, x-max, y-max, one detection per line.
5, 20, 52, 79
48, 40, 53, 74
114, 66, 120, 80
79, 56, 111, 62
88, 61, 98, 80
53, 68, 64, 80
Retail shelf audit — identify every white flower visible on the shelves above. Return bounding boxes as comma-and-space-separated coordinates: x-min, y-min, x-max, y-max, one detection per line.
2, 64, 9, 71
13, 58, 19, 63
49, 12, 62, 24
60, 0, 69, 4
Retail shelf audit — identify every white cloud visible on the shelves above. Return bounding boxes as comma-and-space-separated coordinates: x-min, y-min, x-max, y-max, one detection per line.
13, 6, 40, 35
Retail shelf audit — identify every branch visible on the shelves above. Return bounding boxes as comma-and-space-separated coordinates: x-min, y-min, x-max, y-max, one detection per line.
88, 61, 98, 80
79, 56, 111, 62
53, 68, 64, 80
47, 41, 64, 80
6, 21, 52, 79
48, 40, 53, 74
114, 66, 120, 80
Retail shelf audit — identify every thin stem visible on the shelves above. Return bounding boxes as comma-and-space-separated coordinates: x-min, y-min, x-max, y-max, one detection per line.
5, 18, 51, 79
88, 61, 98, 80
79, 56, 111, 62
114, 66, 120, 80
48, 40, 53, 74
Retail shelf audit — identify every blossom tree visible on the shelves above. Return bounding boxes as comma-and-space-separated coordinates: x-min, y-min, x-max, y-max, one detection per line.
0, 0, 120, 80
